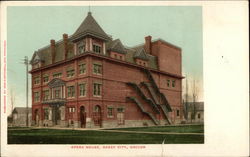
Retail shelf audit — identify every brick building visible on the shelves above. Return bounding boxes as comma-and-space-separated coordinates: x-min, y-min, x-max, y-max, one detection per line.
30, 12, 184, 128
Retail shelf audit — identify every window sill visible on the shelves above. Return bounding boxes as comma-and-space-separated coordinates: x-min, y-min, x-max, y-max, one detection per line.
67, 97, 75, 99
79, 95, 86, 98
93, 73, 102, 76
79, 73, 86, 76
93, 95, 102, 98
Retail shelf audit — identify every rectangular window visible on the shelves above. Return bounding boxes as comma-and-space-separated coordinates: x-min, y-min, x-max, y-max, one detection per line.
43, 90, 50, 100
67, 86, 75, 98
117, 107, 124, 113
107, 107, 114, 117
198, 113, 201, 119
79, 83, 86, 96
34, 92, 40, 102
167, 79, 170, 87
53, 72, 62, 78
93, 44, 101, 53
44, 108, 49, 120
79, 63, 86, 74
34, 77, 40, 85
77, 41, 85, 54
177, 109, 180, 117
93, 64, 102, 74
43, 75, 49, 83
93, 83, 101, 96
67, 69, 75, 77
54, 88, 61, 99
68, 107, 75, 113
172, 80, 176, 88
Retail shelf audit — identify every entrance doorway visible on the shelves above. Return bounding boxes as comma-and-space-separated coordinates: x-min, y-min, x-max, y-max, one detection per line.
117, 108, 125, 125
93, 105, 101, 126
117, 113, 124, 125
80, 106, 86, 128
52, 105, 60, 125
34, 109, 39, 126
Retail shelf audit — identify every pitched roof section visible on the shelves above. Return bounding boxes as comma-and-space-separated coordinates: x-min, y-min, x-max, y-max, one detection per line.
48, 78, 66, 88
107, 39, 127, 54
186, 102, 204, 111
12, 107, 32, 114
134, 48, 149, 61
71, 12, 110, 42
30, 51, 43, 64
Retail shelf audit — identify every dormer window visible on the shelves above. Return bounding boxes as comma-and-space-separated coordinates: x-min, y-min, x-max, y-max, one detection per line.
77, 41, 85, 54
93, 44, 101, 54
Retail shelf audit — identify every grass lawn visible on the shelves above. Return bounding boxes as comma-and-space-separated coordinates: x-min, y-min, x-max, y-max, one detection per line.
8, 125, 204, 144
107, 125, 204, 133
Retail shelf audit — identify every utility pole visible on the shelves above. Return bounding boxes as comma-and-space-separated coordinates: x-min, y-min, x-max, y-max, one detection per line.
23, 56, 29, 127
192, 79, 196, 123
185, 76, 188, 121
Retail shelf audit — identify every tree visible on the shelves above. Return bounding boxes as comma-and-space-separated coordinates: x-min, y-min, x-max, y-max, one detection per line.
191, 78, 199, 122
10, 88, 15, 113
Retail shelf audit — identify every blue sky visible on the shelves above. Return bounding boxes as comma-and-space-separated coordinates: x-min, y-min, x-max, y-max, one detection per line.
7, 6, 203, 113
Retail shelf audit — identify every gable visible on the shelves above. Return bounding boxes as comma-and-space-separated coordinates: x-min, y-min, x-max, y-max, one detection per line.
48, 78, 66, 88
134, 48, 149, 61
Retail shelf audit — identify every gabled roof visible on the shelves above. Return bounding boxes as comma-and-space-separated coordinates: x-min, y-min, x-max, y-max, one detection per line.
30, 51, 44, 64
107, 39, 126, 54
12, 107, 32, 114
71, 12, 110, 42
185, 102, 204, 111
48, 78, 66, 88
134, 48, 149, 61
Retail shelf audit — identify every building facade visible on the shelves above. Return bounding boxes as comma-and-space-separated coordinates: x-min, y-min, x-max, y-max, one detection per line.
30, 12, 184, 128
8, 107, 32, 127
183, 102, 204, 124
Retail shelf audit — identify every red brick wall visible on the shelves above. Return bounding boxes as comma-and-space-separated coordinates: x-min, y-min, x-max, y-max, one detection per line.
151, 41, 181, 76
110, 51, 125, 61
31, 52, 182, 124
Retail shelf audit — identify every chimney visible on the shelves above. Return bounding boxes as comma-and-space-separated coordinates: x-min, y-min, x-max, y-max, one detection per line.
50, 39, 55, 63
63, 34, 68, 60
144, 35, 152, 54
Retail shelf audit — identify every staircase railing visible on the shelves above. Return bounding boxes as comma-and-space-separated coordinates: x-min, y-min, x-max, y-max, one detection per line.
141, 82, 160, 105
143, 69, 172, 112
142, 69, 172, 124
126, 97, 160, 125
126, 82, 160, 114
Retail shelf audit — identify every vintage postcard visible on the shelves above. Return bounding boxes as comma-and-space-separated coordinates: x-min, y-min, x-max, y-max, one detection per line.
0, 1, 249, 157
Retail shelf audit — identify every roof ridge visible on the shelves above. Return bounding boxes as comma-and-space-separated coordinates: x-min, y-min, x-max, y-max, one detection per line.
71, 12, 109, 41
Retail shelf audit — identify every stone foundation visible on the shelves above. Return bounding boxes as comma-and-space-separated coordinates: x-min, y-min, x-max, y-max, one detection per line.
32, 118, 183, 128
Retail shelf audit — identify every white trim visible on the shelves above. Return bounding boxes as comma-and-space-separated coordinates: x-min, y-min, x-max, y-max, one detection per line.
89, 38, 93, 51
103, 42, 106, 55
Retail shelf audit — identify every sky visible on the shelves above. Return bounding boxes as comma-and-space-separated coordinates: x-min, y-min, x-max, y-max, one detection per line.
7, 6, 203, 115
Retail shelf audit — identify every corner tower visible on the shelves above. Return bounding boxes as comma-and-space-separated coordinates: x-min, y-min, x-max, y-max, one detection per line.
71, 12, 110, 55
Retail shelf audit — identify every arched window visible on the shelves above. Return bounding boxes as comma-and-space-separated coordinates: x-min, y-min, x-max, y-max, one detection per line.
94, 105, 101, 112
